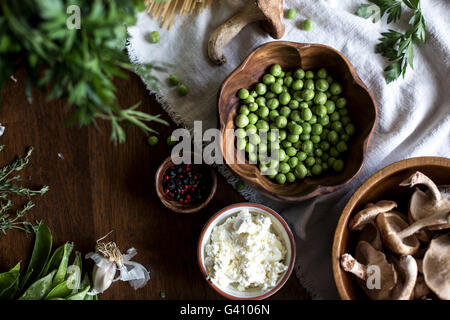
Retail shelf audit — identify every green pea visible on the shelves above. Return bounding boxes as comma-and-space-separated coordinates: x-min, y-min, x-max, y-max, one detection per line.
276, 173, 287, 184
284, 76, 294, 87
327, 130, 339, 143
341, 116, 351, 126
289, 100, 299, 110
240, 105, 250, 115
290, 123, 303, 135
238, 88, 249, 99
265, 92, 276, 99
267, 98, 279, 110
322, 163, 329, 171
286, 172, 296, 183
280, 106, 291, 117
301, 122, 312, 134
263, 74, 276, 85
288, 134, 300, 143
244, 96, 254, 104
246, 124, 257, 135
291, 79, 304, 91
302, 89, 315, 101
279, 71, 286, 78
167, 74, 180, 86
288, 111, 300, 123
288, 156, 299, 168
327, 76, 334, 83
248, 152, 258, 163
294, 69, 305, 79
279, 162, 290, 174
269, 110, 280, 121
301, 108, 313, 121
270, 64, 283, 77
147, 136, 158, 146
279, 92, 291, 105
336, 97, 347, 108
295, 164, 308, 179
286, 147, 297, 157
270, 83, 283, 94
317, 68, 328, 79
257, 106, 269, 118
147, 31, 160, 43
293, 91, 303, 102
275, 78, 284, 85
281, 86, 288, 93
333, 159, 345, 172
303, 19, 313, 31
311, 123, 323, 135
255, 83, 267, 95
308, 115, 317, 124
325, 100, 336, 114
236, 138, 247, 150
341, 133, 350, 142
345, 123, 355, 136
305, 156, 316, 167
322, 153, 330, 161
314, 104, 328, 117
245, 143, 256, 154
330, 147, 339, 158
330, 111, 340, 121
297, 151, 307, 161
248, 102, 258, 112
248, 113, 258, 125
256, 119, 270, 131
331, 121, 343, 132
311, 164, 322, 176
329, 82, 343, 95
327, 157, 336, 167
279, 129, 287, 140
319, 114, 330, 126
336, 141, 348, 153
320, 141, 331, 151
279, 149, 287, 162
300, 133, 310, 141
304, 70, 313, 79
315, 149, 323, 157
267, 131, 278, 142
177, 84, 188, 96
311, 135, 321, 144
275, 116, 288, 128
304, 79, 315, 90
315, 79, 329, 92
302, 140, 313, 153
286, 8, 296, 19
339, 108, 349, 116
250, 90, 258, 98
249, 134, 261, 145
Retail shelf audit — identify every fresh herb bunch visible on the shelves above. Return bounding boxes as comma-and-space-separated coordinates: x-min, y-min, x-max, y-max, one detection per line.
0, 146, 48, 236
0, 0, 168, 143
356, 0, 426, 83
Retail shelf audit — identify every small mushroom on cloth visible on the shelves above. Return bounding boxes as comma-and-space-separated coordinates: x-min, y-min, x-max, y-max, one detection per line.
376, 212, 420, 256
208, 0, 285, 65
400, 171, 450, 230
423, 234, 450, 300
391, 255, 418, 300
340, 241, 397, 300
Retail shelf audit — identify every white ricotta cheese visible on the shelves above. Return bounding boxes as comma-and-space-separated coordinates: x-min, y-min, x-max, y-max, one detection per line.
204, 208, 288, 292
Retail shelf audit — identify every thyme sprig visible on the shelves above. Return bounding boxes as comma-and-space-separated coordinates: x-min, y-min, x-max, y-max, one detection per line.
0, 146, 48, 236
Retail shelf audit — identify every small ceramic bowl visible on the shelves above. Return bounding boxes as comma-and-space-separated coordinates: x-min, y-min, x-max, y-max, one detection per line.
332, 156, 450, 299
155, 153, 217, 213
218, 41, 378, 202
197, 203, 296, 300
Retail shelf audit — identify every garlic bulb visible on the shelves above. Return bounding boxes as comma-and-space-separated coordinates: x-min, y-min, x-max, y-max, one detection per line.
86, 234, 150, 295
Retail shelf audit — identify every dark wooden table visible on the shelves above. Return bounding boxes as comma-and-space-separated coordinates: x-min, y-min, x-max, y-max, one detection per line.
0, 70, 309, 300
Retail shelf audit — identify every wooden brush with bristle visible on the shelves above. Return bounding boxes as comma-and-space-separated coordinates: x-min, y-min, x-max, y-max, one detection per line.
147, 0, 215, 29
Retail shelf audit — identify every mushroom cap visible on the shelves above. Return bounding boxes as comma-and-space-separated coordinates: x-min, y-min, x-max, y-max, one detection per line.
355, 241, 397, 300
423, 233, 450, 300
376, 212, 420, 256
391, 255, 418, 300
358, 223, 383, 250
257, 0, 285, 39
349, 200, 397, 231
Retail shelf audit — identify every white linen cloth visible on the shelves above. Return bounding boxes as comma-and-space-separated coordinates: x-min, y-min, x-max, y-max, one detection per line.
127, 0, 450, 299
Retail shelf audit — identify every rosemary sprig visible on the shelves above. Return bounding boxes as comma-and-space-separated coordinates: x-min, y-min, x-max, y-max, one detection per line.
0, 146, 48, 236
356, 0, 426, 83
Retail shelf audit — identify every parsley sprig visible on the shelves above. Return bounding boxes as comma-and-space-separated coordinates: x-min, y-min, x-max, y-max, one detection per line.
356, 0, 426, 83
0, 146, 48, 236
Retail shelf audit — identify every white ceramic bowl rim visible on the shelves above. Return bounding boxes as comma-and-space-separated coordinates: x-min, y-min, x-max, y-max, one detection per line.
197, 202, 296, 300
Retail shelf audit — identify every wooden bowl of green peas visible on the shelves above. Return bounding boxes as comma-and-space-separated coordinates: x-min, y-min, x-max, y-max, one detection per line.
218, 41, 377, 202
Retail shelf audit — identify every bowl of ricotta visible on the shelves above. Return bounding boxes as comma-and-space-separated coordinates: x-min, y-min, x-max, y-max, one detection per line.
198, 203, 296, 299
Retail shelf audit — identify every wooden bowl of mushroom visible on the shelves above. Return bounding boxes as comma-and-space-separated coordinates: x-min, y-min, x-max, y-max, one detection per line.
218, 41, 377, 202
332, 156, 450, 300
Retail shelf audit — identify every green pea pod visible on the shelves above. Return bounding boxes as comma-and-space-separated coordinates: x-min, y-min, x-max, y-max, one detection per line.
19, 270, 55, 300
67, 285, 90, 300
0, 263, 20, 300
20, 222, 53, 290
84, 294, 94, 300
41, 244, 65, 277
52, 242, 73, 288
67, 254, 82, 294
44, 280, 72, 300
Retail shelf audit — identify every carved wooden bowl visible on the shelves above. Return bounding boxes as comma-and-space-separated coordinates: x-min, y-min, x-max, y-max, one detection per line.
332, 157, 450, 299
218, 41, 378, 202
